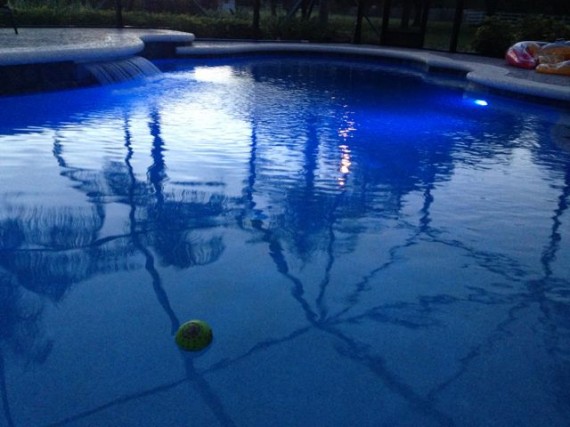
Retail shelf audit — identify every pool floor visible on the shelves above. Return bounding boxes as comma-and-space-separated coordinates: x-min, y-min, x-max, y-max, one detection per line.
0, 56, 569, 426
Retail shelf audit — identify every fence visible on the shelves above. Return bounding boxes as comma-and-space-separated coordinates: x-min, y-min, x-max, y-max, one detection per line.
5, 1, 570, 54
463, 10, 570, 27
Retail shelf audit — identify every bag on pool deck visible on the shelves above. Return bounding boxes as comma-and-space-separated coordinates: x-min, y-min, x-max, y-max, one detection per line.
505, 41, 546, 69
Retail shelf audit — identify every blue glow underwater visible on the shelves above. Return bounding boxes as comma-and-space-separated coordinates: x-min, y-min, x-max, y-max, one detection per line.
0, 56, 569, 427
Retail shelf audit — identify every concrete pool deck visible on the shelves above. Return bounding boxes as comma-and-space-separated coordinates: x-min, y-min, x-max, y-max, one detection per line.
0, 27, 569, 104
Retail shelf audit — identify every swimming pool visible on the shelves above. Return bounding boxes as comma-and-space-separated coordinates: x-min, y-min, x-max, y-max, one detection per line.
0, 56, 569, 426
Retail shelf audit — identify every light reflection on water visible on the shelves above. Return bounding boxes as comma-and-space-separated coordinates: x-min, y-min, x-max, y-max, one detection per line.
0, 57, 569, 427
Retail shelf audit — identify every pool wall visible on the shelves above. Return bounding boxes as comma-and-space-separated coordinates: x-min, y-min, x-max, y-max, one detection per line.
0, 29, 569, 107
0, 29, 194, 95
176, 42, 570, 108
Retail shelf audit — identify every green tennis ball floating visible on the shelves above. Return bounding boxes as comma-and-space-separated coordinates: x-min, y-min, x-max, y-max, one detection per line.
175, 320, 213, 352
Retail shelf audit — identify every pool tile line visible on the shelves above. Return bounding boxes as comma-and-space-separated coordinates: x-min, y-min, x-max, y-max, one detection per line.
1, 28, 569, 106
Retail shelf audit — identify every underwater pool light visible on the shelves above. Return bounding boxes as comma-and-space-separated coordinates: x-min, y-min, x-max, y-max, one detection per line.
473, 99, 489, 106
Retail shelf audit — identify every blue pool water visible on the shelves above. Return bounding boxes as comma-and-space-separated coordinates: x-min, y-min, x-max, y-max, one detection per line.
0, 56, 569, 426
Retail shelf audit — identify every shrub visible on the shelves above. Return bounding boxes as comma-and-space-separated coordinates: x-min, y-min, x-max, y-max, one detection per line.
515, 15, 570, 42
471, 17, 516, 58
472, 15, 570, 58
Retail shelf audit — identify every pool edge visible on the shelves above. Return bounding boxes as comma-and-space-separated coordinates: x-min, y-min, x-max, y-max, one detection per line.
177, 42, 570, 108
1, 30, 568, 107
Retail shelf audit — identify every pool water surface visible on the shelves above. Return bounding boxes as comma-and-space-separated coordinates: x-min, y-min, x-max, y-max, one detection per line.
0, 57, 569, 426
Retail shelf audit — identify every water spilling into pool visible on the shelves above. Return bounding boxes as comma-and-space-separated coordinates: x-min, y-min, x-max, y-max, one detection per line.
0, 56, 569, 426
84, 55, 161, 84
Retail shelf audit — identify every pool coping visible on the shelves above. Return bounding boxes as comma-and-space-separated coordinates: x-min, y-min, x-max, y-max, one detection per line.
0, 28, 195, 65
178, 42, 570, 107
0, 28, 569, 105
0, 28, 195, 94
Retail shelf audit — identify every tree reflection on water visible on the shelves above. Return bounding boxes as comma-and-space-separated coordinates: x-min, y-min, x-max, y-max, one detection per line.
0, 58, 569, 426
